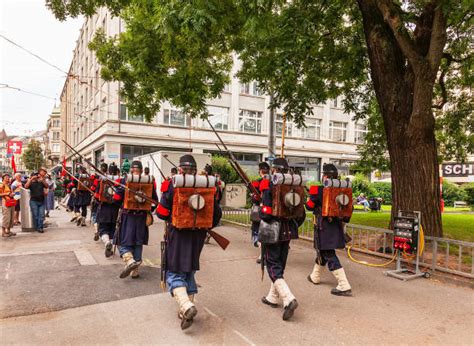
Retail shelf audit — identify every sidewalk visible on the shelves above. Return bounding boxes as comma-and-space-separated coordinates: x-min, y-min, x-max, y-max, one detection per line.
1, 208, 473, 345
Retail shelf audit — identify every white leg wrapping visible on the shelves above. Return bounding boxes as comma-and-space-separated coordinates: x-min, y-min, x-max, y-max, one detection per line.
309, 264, 324, 284
101, 234, 110, 244
332, 268, 351, 291
265, 283, 280, 305
274, 279, 296, 307
173, 286, 195, 315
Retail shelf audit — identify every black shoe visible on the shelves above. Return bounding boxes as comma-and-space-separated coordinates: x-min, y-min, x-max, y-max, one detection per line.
131, 272, 140, 279
94, 232, 99, 241
37, 229, 44, 233
307, 275, 319, 285
261, 297, 278, 308
105, 242, 113, 258
331, 288, 352, 297
282, 299, 298, 321
181, 306, 198, 330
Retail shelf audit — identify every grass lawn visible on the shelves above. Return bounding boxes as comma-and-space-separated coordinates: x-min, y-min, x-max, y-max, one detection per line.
352, 205, 472, 213
350, 212, 474, 242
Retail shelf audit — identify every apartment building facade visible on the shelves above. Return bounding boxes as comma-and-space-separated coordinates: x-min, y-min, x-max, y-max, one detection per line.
44, 107, 61, 168
59, 10, 367, 181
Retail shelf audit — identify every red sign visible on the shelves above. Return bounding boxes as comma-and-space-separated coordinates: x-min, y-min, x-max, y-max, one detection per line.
7, 140, 23, 155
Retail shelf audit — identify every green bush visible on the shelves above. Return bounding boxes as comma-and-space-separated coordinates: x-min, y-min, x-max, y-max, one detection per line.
372, 182, 392, 204
442, 181, 467, 207
461, 183, 474, 205
211, 155, 240, 184
352, 173, 376, 198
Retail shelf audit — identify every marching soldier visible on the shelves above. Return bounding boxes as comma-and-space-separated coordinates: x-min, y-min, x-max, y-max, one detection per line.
113, 160, 157, 279
250, 162, 270, 263
156, 154, 222, 330
90, 162, 108, 240
71, 166, 92, 227
305, 163, 352, 296
95, 163, 121, 258
259, 158, 305, 321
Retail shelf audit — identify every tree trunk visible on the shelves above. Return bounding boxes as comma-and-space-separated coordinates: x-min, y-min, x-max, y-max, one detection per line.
387, 108, 442, 237
358, 0, 444, 237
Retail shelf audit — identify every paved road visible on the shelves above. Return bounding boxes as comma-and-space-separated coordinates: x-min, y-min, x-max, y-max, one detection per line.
1, 208, 473, 345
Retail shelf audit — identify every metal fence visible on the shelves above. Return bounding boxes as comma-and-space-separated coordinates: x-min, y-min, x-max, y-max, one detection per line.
221, 207, 474, 279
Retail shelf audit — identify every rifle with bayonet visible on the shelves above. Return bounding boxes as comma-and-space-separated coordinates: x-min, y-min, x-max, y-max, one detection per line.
206, 118, 261, 201
62, 140, 158, 205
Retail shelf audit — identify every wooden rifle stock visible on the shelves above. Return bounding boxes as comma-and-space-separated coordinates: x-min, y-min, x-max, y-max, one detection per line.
207, 229, 230, 250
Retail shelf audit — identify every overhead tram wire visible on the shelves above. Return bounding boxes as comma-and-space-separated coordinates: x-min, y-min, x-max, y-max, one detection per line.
0, 34, 120, 103
0, 83, 119, 125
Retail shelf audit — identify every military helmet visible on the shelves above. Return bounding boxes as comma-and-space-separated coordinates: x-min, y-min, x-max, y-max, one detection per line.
322, 163, 338, 179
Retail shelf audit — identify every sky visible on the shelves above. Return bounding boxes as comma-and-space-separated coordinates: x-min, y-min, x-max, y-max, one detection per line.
0, 0, 83, 137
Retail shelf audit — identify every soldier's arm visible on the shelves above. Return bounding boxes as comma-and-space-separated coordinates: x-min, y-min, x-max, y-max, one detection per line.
156, 180, 172, 221
305, 185, 321, 211
259, 179, 274, 222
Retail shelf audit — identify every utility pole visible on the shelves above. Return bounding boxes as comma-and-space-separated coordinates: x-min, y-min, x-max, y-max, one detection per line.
268, 93, 276, 161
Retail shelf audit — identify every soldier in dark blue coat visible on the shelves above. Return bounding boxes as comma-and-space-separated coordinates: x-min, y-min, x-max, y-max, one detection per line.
305, 163, 352, 296
113, 160, 158, 279
95, 163, 122, 259
90, 162, 108, 241
259, 158, 305, 321
72, 167, 92, 227
250, 162, 270, 263
156, 154, 222, 330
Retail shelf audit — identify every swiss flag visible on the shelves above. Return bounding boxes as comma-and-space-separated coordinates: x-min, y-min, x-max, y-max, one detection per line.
11, 154, 17, 173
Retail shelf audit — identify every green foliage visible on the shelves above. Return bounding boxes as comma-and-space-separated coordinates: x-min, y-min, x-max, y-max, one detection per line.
211, 155, 240, 184
22, 140, 44, 172
442, 181, 468, 207
372, 182, 392, 205
351, 173, 375, 199
460, 183, 474, 205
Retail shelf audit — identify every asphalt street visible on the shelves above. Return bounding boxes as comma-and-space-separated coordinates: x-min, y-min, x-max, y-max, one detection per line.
1, 208, 473, 345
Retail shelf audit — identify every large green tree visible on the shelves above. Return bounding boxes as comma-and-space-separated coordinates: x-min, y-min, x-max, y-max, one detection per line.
47, 0, 473, 236
22, 140, 45, 172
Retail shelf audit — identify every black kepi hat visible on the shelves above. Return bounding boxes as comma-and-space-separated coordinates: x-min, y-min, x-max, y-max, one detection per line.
179, 154, 197, 168
131, 160, 143, 170
272, 157, 289, 170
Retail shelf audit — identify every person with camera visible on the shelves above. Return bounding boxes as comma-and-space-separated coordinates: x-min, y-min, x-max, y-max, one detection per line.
25, 168, 49, 233
1, 173, 17, 237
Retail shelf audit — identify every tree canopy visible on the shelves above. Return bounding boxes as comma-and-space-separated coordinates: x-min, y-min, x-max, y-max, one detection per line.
22, 140, 44, 172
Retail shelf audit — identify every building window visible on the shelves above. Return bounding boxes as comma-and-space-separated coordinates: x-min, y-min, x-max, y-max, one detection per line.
204, 106, 229, 130
53, 132, 60, 140
329, 121, 347, 142
163, 108, 190, 127
275, 114, 293, 137
53, 119, 60, 127
332, 98, 338, 108
52, 144, 60, 153
355, 123, 368, 144
301, 118, 321, 140
238, 109, 263, 134
240, 81, 262, 96
120, 104, 144, 122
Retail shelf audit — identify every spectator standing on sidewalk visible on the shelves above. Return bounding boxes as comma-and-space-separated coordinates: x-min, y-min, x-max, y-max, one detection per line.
45, 174, 56, 218
11, 173, 23, 226
25, 168, 49, 233
0, 173, 17, 237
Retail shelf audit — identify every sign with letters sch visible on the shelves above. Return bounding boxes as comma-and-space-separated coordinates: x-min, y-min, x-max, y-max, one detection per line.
442, 163, 474, 177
